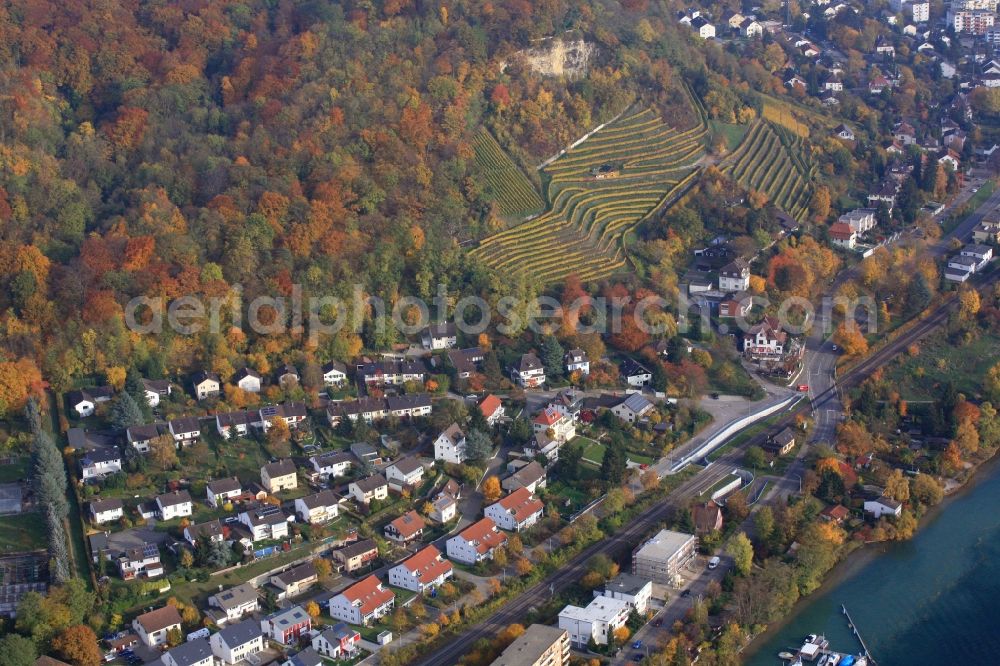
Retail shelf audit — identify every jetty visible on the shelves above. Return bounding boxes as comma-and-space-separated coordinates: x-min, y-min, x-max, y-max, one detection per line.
841, 605, 878, 665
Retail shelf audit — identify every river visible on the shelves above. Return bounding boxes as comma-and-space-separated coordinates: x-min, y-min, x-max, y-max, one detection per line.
745, 458, 1000, 665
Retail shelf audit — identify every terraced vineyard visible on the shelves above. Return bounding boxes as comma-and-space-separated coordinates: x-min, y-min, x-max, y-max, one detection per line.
473, 129, 545, 219
721, 120, 815, 221
470, 96, 708, 284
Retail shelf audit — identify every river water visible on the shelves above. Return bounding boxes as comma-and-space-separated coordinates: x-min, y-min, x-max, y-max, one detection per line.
745, 459, 1000, 665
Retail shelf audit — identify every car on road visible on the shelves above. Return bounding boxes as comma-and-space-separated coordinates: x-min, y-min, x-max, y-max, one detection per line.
633, 641, 643, 649
797, 384, 809, 392
639, 463, 649, 470
652, 618, 663, 627
708, 556, 720, 569
831, 344, 838, 351
681, 589, 692, 597
632, 654, 644, 663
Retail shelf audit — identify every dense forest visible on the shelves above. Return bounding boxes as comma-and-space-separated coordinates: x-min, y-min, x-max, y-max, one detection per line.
0, 0, 726, 409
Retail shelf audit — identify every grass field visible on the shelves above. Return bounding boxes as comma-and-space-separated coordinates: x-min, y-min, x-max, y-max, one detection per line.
0, 513, 48, 553
471, 84, 708, 284
575, 436, 607, 464
721, 120, 814, 221
885, 329, 1000, 401
473, 129, 545, 220
710, 121, 750, 152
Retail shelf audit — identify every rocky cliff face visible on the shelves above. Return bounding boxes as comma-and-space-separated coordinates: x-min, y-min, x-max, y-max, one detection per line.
511, 38, 596, 79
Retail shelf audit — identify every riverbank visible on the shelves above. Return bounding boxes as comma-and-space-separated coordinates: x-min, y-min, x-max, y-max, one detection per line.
742, 449, 1000, 663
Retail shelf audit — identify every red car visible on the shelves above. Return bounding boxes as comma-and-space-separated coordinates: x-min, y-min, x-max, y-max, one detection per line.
797, 384, 809, 392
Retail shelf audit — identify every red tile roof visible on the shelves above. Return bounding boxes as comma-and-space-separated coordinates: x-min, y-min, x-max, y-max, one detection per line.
533, 407, 561, 427
459, 518, 508, 554
400, 545, 453, 585
388, 510, 426, 539
480, 394, 502, 419
341, 575, 394, 616
494, 487, 544, 524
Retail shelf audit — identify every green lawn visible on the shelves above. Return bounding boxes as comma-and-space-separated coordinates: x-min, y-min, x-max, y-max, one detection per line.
0, 513, 48, 553
710, 121, 750, 152
575, 437, 606, 464
886, 329, 1000, 401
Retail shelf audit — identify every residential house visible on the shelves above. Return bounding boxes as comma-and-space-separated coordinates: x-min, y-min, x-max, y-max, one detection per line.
126, 423, 169, 454
833, 124, 855, 141
386, 393, 432, 419
348, 474, 389, 505
864, 495, 903, 518
822, 74, 843, 92
89, 498, 124, 525
719, 297, 749, 319
533, 407, 576, 443
294, 490, 340, 524
385, 458, 424, 492
558, 596, 630, 647
869, 75, 890, 94
564, 349, 590, 376
270, 562, 318, 599
946, 255, 978, 282
446, 517, 508, 564
192, 371, 221, 400
446, 347, 479, 378
328, 575, 395, 626
764, 427, 797, 456
233, 368, 261, 394
215, 410, 257, 439
485, 487, 544, 532
743, 316, 787, 360
502, 461, 547, 494
511, 353, 546, 388
239, 505, 289, 541
973, 220, 1000, 244
260, 402, 308, 431
309, 450, 354, 480
692, 501, 723, 534
388, 545, 453, 593
611, 393, 654, 424
820, 505, 850, 524
960, 243, 993, 270
829, 222, 858, 249
210, 618, 265, 665
67, 386, 114, 418
785, 75, 807, 91
141, 379, 172, 407
690, 15, 716, 38
874, 35, 895, 57
480, 394, 505, 426
548, 389, 585, 421
430, 494, 457, 524
632, 529, 698, 584
208, 583, 259, 626
938, 150, 961, 171
384, 510, 426, 544
331, 538, 378, 573
155, 490, 193, 520
168, 416, 201, 447
260, 606, 312, 645
349, 441, 381, 466
840, 208, 877, 234
284, 648, 323, 666
276, 364, 300, 389
206, 477, 242, 507
434, 423, 467, 464
492, 625, 570, 666
740, 17, 762, 37
894, 122, 917, 145
261, 459, 298, 493
421, 322, 458, 350
867, 181, 898, 212
132, 605, 182, 648
620, 358, 652, 387
118, 543, 163, 580
163, 638, 214, 666
357, 360, 426, 387
322, 361, 348, 387
184, 519, 225, 546
311, 625, 361, 660
598, 573, 654, 614
718, 259, 750, 292
79, 447, 122, 480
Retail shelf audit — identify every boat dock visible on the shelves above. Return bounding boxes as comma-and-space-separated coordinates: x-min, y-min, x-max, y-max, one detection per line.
841, 605, 877, 665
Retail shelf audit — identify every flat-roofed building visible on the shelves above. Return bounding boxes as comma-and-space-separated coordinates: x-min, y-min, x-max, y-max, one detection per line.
491, 624, 570, 666
631, 529, 697, 584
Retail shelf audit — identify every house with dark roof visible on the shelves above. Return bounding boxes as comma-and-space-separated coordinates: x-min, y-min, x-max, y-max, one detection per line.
206, 477, 242, 507
233, 367, 261, 394
421, 321, 458, 350
79, 447, 122, 480
132, 605, 182, 647
294, 490, 340, 524
191, 371, 221, 400
385, 457, 424, 491
764, 427, 796, 456
331, 538, 378, 573
89, 498, 124, 525
210, 618, 264, 664
611, 394, 654, 424
183, 519, 225, 546
511, 353, 545, 388
322, 361, 348, 387
692, 501, 723, 534
270, 562, 318, 599
348, 474, 389, 505
620, 358, 652, 387
261, 459, 298, 493
163, 637, 213, 666
208, 583, 259, 625
67, 386, 114, 417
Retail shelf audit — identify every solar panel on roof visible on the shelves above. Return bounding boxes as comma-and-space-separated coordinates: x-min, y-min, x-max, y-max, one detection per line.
142, 543, 158, 558
260, 406, 278, 417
